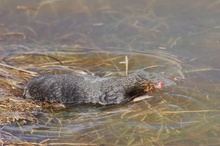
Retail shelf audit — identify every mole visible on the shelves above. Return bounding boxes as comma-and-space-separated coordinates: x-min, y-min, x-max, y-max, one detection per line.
23, 71, 175, 105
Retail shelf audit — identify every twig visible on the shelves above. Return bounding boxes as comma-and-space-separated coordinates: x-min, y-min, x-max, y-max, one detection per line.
125, 56, 128, 76
119, 56, 129, 76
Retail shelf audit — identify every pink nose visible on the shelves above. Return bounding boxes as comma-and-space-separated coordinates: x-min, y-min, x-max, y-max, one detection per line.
154, 82, 164, 89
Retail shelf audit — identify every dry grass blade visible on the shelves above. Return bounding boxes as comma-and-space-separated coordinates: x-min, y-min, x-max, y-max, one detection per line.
0, 63, 37, 76
2, 32, 26, 40
125, 56, 128, 76
119, 55, 129, 76
184, 67, 220, 73
159, 110, 220, 114
48, 143, 98, 146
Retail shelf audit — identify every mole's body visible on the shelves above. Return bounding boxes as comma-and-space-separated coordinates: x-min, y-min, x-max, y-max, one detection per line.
23, 71, 175, 105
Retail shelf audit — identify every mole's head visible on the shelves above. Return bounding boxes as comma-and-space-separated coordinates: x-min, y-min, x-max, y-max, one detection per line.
136, 71, 176, 88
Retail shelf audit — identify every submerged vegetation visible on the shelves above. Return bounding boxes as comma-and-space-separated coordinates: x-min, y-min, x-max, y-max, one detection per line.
1, 49, 220, 145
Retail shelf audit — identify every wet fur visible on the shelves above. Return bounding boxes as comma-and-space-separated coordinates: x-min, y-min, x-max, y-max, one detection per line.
23, 71, 175, 105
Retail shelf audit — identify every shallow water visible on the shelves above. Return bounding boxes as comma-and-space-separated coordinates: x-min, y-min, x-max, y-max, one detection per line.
0, 0, 220, 145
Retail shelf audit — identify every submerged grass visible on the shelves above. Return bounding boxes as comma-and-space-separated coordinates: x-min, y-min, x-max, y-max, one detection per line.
1, 52, 220, 145
1, 49, 198, 145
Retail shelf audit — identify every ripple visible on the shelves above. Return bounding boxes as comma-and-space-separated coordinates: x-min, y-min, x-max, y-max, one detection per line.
0, 47, 194, 142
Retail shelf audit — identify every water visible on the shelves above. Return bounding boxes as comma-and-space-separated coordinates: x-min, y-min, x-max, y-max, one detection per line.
0, 0, 220, 145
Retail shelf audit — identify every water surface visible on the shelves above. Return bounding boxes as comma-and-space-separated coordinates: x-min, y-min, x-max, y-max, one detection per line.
0, 0, 220, 145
